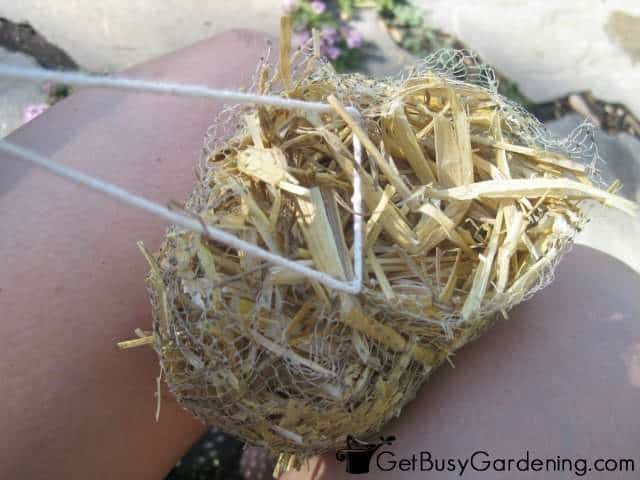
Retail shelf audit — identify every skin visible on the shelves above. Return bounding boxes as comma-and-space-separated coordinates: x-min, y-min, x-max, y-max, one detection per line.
0, 29, 638, 480
286, 247, 640, 480
0, 29, 269, 479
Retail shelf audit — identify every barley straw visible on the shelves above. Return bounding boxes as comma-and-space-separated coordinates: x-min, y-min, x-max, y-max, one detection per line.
118, 16, 636, 470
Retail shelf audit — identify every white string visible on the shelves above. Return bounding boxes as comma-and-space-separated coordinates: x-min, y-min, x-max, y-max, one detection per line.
0, 64, 359, 115
0, 140, 362, 294
0, 63, 364, 293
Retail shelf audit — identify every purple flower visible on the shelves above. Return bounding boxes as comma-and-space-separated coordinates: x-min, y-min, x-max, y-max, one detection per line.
322, 45, 342, 60
23, 103, 48, 123
321, 26, 338, 45
310, 0, 326, 15
282, 0, 296, 12
344, 28, 363, 49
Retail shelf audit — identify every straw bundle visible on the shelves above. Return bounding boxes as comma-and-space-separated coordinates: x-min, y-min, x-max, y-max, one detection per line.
119, 18, 636, 466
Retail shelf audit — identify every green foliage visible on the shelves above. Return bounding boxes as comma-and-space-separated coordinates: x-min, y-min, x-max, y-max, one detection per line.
381, 0, 455, 54
288, 0, 531, 105
331, 0, 400, 18
337, 0, 355, 18
289, 0, 367, 72
384, 2, 424, 27
497, 78, 532, 108
48, 83, 71, 104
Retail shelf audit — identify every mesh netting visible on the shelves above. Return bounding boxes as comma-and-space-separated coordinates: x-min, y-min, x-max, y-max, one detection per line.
143, 46, 617, 459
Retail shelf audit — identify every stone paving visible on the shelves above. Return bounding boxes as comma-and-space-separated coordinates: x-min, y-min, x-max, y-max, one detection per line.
0, 47, 49, 137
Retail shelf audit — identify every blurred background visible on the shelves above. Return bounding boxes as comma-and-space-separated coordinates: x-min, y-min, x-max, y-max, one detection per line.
0, 1, 637, 478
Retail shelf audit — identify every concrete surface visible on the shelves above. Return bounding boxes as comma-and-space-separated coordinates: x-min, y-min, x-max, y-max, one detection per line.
0, 0, 284, 73
0, 1, 404, 76
0, 47, 48, 137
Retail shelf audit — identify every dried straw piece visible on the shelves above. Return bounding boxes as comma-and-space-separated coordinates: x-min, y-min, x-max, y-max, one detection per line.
427, 178, 636, 215
117, 335, 154, 349
118, 20, 636, 461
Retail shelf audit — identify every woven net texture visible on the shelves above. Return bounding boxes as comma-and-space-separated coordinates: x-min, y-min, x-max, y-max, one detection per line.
142, 44, 630, 458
